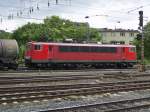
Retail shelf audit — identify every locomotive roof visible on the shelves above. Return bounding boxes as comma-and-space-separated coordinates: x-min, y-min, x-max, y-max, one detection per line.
29, 42, 135, 47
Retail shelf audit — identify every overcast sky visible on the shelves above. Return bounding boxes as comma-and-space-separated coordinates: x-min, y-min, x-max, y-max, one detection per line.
0, 0, 150, 32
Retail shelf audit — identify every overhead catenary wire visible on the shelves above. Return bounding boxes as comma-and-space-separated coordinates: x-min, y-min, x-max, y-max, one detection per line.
0, 1, 150, 14
0, 1, 136, 16
0, 14, 43, 21
0, 0, 150, 26
0, 1, 148, 20
0, 1, 126, 22
127, 3, 150, 13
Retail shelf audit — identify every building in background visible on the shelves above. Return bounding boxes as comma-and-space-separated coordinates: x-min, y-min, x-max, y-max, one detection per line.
99, 28, 139, 45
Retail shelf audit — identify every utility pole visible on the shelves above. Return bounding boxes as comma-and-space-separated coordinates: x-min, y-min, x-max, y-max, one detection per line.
86, 22, 90, 43
85, 16, 90, 43
139, 11, 145, 72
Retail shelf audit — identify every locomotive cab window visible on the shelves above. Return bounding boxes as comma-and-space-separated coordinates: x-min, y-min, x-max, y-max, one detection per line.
34, 44, 42, 50
130, 47, 136, 52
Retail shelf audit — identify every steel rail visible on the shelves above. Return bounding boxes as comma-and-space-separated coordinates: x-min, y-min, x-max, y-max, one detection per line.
0, 74, 102, 79
0, 75, 150, 85
39, 96, 150, 112
0, 77, 101, 85
0, 81, 150, 93
0, 72, 149, 82
0, 68, 135, 74
106, 104, 150, 112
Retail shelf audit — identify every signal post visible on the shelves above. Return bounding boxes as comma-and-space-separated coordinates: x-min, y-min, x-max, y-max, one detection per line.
138, 11, 145, 72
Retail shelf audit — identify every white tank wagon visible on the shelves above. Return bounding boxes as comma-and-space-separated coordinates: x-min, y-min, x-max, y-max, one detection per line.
0, 39, 19, 69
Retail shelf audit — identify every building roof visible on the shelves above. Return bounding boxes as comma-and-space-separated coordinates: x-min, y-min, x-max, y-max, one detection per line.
99, 28, 139, 33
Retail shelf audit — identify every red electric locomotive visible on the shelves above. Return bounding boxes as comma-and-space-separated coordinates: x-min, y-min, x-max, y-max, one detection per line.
25, 42, 137, 68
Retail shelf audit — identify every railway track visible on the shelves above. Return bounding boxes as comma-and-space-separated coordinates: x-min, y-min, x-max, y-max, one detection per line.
0, 74, 103, 85
39, 96, 150, 112
0, 68, 136, 74
0, 68, 149, 81
0, 73, 136, 85
0, 72, 150, 85
1, 80, 150, 104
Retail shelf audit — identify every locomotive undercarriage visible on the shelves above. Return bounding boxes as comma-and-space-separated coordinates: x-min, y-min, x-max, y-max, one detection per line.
25, 59, 135, 69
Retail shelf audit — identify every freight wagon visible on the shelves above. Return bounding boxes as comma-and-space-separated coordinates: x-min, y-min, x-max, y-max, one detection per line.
0, 39, 19, 69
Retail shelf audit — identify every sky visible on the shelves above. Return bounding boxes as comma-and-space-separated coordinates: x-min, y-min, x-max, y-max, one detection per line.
0, 0, 150, 32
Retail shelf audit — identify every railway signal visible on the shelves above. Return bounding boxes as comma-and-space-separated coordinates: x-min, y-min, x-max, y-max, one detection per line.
139, 11, 143, 27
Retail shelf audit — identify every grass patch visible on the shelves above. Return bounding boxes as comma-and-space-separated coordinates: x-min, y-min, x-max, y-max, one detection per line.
144, 59, 150, 64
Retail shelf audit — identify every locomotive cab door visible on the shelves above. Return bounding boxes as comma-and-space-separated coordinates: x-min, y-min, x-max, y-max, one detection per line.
121, 47, 126, 61
48, 45, 53, 61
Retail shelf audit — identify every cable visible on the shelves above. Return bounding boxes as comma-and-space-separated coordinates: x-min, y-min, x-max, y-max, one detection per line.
0, 1, 137, 19
0, 14, 43, 21
0, 1, 149, 17
127, 3, 150, 13
0, 0, 149, 24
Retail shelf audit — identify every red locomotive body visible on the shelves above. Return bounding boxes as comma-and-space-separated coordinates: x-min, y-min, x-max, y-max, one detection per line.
25, 42, 137, 68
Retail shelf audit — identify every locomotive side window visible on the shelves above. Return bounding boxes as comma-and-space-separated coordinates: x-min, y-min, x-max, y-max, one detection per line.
59, 46, 116, 53
91, 47, 116, 53
108, 47, 117, 53
80, 47, 90, 52
91, 47, 98, 52
98, 47, 105, 52
34, 45, 42, 50
70, 46, 79, 52
59, 46, 70, 52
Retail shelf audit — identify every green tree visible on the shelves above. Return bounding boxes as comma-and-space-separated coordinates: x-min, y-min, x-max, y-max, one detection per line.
134, 21, 150, 61
13, 16, 101, 44
90, 28, 101, 42
13, 23, 44, 45
12, 16, 102, 60
144, 22, 150, 60
0, 30, 12, 39
133, 39, 141, 60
